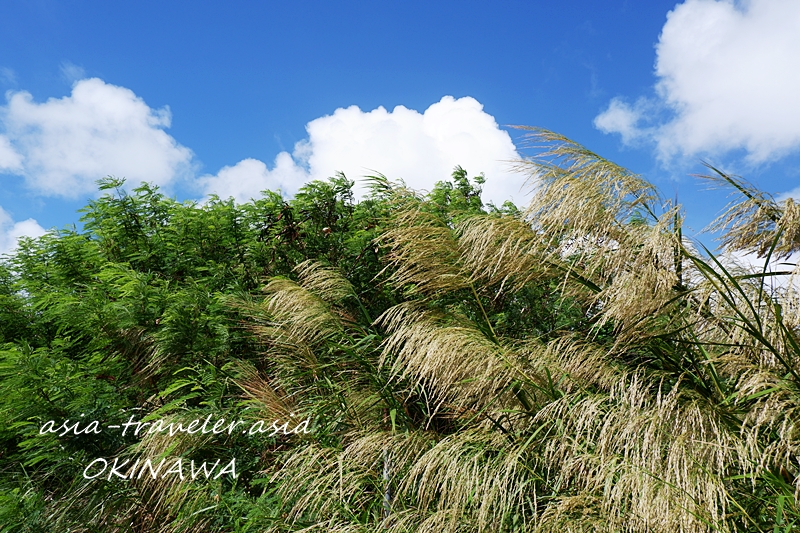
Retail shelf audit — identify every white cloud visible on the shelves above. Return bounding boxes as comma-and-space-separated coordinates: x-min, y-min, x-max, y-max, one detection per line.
0, 75, 522, 207
1, 78, 193, 197
305, 96, 523, 203
595, 0, 800, 163
594, 97, 651, 145
198, 154, 308, 203
0, 67, 16, 85
60, 61, 86, 83
779, 186, 800, 202
0, 206, 47, 256
201, 96, 525, 206
0, 135, 22, 171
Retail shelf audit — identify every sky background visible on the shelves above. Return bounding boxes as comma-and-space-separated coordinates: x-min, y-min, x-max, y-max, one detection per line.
2, 0, 800, 254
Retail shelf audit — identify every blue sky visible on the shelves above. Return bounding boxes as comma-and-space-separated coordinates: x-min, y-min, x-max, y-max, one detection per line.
2, 0, 800, 254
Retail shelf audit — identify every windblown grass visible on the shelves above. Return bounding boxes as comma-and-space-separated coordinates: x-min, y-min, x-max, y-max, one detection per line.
227, 131, 800, 532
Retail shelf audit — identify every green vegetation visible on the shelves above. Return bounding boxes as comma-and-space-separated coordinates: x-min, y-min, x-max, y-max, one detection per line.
2, 130, 800, 532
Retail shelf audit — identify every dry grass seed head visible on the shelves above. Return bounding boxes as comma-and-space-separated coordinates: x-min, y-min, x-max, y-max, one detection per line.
294, 259, 357, 305
381, 206, 473, 296
532, 376, 734, 532
271, 431, 431, 526
378, 302, 521, 417
590, 210, 681, 346
457, 215, 550, 291
399, 429, 535, 532
261, 277, 344, 346
272, 429, 535, 533
515, 129, 658, 262
233, 360, 296, 421
519, 336, 622, 394
703, 170, 800, 259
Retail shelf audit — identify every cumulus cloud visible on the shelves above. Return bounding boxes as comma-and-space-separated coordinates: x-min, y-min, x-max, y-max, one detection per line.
0, 74, 522, 208
0, 135, 22, 171
305, 96, 523, 202
595, 0, 800, 163
594, 98, 653, 146
198, 154, 309, 203
0, 207, 47, 256
0, 78, 193, 197
201, 96, 524, 206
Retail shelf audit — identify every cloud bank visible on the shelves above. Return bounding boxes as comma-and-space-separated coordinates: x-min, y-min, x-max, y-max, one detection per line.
198, 154, 308, 202
0, 78, 193, 197
199, 96, 524, 206
0, 77, 523, 207
0, 206, 46, 255
595, 0, 800, 163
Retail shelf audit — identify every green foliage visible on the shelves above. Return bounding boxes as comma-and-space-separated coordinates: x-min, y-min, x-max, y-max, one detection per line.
428, 165, 486, 218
